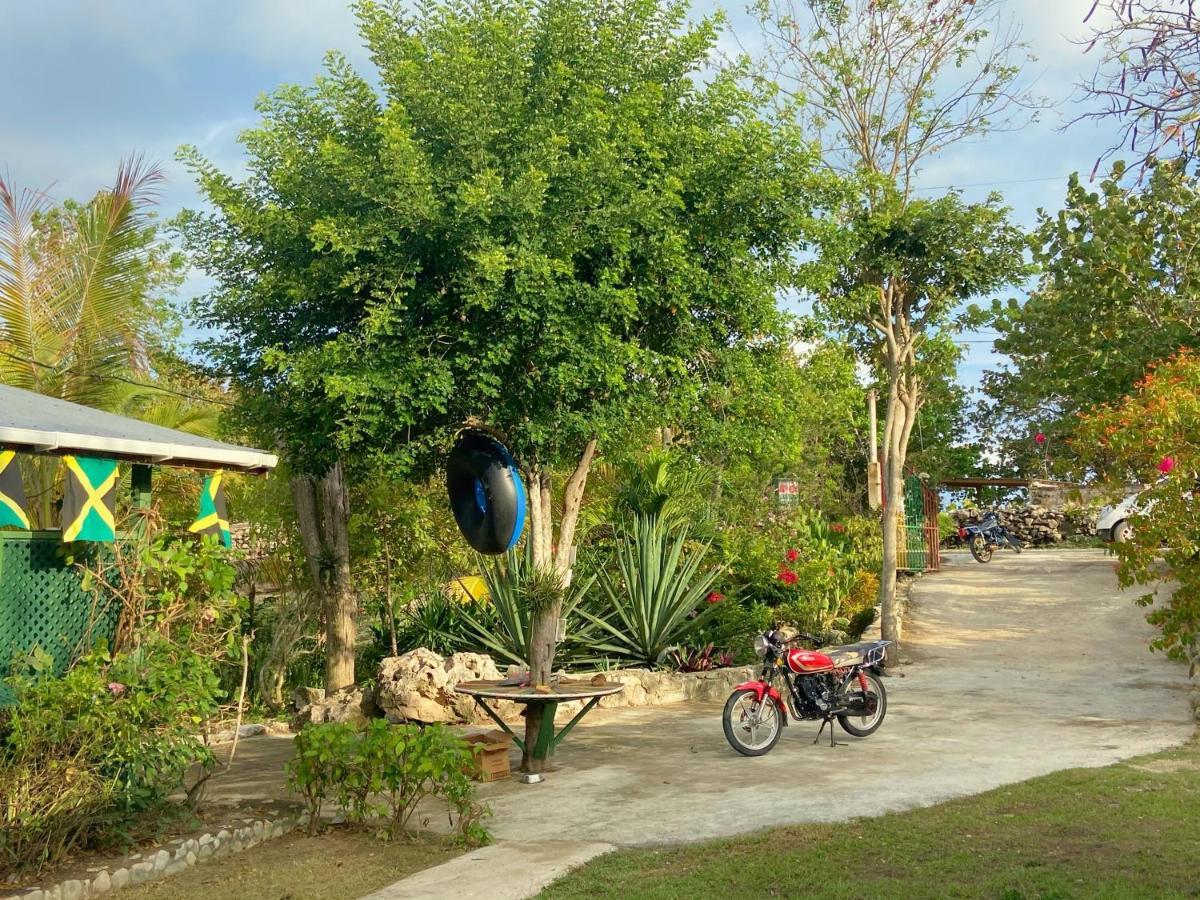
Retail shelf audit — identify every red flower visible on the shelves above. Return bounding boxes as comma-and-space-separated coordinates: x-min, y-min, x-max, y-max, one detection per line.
777, 568, 798, 586
1034, 432, 1046, 445
830, 523, 846, 533
706, 591, 725, 605
785, 548, 799, 562
1159, 456, 1177, 474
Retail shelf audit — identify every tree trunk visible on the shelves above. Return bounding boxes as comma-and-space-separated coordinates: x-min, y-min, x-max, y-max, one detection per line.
290, 459, 357, 695
520, 439, 597, 773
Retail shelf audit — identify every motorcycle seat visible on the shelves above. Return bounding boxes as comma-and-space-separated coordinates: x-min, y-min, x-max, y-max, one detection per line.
822, 640, 887, 667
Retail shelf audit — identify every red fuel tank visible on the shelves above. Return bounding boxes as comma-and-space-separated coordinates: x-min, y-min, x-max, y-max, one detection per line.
786, 648, 835, 673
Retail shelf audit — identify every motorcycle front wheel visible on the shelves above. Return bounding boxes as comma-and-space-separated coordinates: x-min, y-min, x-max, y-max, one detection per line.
838, 671, 888, 737
722, 689, 783, 757
969, 534, 993, 563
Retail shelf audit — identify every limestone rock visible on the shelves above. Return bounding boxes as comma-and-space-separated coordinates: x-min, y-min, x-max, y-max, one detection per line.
377, 649, 519, 724
292, 684, 378, 729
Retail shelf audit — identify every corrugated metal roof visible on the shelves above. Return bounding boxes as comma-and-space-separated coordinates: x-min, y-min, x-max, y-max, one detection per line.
0, 383, 277, 473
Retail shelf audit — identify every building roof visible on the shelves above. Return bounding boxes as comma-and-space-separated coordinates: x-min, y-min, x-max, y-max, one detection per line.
0, 384, 277, 474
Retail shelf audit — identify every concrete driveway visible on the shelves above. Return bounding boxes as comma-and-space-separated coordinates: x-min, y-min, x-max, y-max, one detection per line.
472, 549, 1194, 846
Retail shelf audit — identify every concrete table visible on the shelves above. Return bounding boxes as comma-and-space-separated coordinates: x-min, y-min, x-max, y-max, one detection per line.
454, 679, 624, 781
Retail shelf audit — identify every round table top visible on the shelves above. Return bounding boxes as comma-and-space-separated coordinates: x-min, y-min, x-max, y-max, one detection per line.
453, 679, 625, 703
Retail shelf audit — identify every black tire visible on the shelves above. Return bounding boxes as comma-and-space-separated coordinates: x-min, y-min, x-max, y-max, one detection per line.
722, 689, 783, 757
838, 671, 887, 737
969, 534, 993, 563
1112, 520, 1132, 544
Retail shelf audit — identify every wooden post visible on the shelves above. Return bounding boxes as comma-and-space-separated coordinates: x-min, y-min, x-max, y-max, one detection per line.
130, 464, 152, 536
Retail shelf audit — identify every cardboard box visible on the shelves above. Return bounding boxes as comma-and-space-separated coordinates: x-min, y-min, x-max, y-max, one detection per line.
463, 729, 513, 782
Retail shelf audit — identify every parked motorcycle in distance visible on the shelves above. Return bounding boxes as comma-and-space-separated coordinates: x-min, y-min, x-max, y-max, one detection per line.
722, 630, 890, 757
959, 514, 1023, 563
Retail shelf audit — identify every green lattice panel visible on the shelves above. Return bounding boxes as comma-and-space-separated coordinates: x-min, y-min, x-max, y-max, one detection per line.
0, 532, 118, 705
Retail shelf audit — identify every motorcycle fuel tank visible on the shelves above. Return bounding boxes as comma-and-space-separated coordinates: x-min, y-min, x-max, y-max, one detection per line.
786, 648, 835, 673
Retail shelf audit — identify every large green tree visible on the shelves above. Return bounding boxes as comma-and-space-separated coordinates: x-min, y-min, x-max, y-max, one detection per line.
982, 161, 1200, 477
178, 0, 830, 740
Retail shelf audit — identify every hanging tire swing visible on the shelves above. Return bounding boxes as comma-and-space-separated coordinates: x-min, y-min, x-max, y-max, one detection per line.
446, 429, 527, 555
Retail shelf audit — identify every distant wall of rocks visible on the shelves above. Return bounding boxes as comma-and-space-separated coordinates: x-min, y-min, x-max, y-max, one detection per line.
946, 505, 1099, 546
373, 649, 755, 726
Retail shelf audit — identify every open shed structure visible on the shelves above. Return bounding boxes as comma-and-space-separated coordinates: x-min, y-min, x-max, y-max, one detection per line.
0, 384, 276, 701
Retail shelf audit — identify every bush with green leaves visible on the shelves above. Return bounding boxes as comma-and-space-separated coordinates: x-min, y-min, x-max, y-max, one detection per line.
580, 516, 723, 667
286, 720, 489, 845
0, 641, 221, 875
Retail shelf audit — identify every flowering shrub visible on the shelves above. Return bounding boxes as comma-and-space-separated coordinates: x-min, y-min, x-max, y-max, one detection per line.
1075, 349, 1200, 671
0, 641, 221, 874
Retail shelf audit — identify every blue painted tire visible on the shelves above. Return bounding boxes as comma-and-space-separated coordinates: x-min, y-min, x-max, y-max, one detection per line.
446, 430, 526, 555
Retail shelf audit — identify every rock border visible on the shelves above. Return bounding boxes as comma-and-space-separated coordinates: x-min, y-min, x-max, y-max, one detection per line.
5, 812, 306, 900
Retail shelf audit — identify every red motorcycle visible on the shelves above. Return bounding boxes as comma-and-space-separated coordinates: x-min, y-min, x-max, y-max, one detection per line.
722, 630, 890, 756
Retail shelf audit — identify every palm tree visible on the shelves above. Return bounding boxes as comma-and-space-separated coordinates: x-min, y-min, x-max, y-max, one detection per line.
0, 158, 215, 525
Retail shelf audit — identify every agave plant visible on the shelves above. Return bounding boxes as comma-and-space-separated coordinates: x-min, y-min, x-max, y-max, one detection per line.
459, 544, 599, 668
580, 516, 723, 667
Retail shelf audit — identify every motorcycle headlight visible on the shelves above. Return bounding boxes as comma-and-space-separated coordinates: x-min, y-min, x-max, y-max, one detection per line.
753, 634, 769, 657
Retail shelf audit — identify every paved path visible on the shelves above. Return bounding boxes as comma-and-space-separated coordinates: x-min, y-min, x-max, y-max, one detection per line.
376, 548, 1194, 897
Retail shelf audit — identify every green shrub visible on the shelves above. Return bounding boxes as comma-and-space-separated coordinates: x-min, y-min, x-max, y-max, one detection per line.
0, 641, 221, 875
694, 597, 773, 663
286, 721, 490, 845
579, 516, 722, 667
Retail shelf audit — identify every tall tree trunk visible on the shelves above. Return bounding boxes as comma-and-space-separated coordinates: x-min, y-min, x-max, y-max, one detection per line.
290, 459, 357, 695
520, 438, 597, 773
875, 281, 921, 667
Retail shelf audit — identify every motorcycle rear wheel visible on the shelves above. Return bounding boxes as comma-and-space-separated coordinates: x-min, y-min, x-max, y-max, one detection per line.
723, 689, 783, 757
838, 671, 887, 737
969, 534, 993, 563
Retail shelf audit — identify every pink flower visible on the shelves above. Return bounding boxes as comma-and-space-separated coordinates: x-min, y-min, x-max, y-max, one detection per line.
777, 568, 798, 586
785, 548, 799, 562
1159, 456, 1177, 474
107, 682, 126, 697
706, 591, 725, 605
1034, 432, 1046, 445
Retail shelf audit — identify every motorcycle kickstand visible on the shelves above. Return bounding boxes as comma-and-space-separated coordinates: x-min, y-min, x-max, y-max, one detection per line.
812, 716, 842, 748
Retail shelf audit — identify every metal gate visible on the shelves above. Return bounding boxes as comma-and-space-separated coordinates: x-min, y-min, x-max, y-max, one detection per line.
899, 474, 941, 573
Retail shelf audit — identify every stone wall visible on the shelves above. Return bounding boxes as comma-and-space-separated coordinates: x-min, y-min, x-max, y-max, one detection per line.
374, 649, 755, 725
946, 505, 1099, 546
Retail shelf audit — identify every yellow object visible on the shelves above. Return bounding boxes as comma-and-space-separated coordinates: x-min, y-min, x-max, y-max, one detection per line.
448, 575, 490, 603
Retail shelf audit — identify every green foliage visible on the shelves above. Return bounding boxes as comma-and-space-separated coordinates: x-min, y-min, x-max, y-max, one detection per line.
286, 721, 489, 845
983, 161, 1200, 476
580, 517, 722, 667
693, 598, 774, 664
176, 0, 830, 481
1075, 350, 1200, 669
0, 642, 221, 874
463, 548, 597, 668
370, 586, 477, 660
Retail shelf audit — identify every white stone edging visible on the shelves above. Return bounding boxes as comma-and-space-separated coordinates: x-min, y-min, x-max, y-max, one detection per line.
4, 812, 305, 900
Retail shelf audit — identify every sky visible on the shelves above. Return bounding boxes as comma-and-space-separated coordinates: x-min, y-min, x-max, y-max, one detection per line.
1, 0, 1125, 394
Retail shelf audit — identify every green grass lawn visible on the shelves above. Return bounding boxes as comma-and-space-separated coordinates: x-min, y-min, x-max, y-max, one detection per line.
542, 737, 1200, 900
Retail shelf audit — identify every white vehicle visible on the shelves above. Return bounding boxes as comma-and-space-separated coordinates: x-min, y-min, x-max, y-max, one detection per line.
1096, 491, 1143, 544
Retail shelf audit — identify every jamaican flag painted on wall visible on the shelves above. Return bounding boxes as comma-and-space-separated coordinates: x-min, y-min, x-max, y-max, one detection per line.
189, 470, 231, 547
62, 455, 117, 542
0, 449, 30, 529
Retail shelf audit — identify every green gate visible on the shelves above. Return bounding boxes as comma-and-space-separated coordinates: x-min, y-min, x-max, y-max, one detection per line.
0, 532, 118, 704
900, 475, 941, 573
